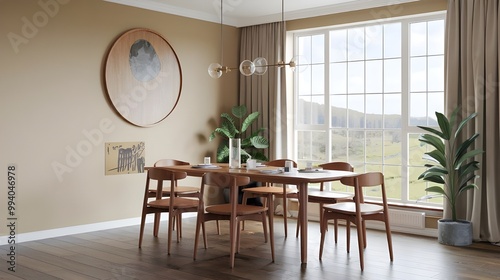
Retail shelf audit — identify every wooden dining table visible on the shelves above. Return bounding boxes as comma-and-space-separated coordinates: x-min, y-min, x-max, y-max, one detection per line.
154, 163, 356, 265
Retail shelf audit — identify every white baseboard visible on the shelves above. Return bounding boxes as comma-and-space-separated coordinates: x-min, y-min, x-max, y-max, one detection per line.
0, 213, 197, 246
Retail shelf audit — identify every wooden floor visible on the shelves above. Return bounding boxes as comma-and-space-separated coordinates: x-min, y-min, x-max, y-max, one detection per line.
1, 217, 499, 280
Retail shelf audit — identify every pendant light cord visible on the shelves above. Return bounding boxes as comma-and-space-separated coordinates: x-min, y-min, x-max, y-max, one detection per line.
220, 0, 224, 66
281, 0, 285, 64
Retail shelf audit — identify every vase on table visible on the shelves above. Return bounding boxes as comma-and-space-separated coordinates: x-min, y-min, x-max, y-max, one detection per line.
229, 138, 241, 169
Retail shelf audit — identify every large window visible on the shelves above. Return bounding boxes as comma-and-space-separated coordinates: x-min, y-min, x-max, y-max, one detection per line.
293, 13, 445, 206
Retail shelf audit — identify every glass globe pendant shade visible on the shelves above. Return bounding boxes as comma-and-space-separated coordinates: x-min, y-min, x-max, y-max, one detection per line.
253, 57, 268, 75
208, 62, 223, 79
239, 60, 256, 76
290, 55, 308, 73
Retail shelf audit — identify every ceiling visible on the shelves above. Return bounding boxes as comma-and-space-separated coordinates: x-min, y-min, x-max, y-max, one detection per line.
104, 0, 420, 27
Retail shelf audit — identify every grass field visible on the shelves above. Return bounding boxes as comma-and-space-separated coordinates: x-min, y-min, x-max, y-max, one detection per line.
297, 130, 443, 206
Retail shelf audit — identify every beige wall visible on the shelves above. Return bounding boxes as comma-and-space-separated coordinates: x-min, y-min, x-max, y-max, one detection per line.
0, 0, 239, 236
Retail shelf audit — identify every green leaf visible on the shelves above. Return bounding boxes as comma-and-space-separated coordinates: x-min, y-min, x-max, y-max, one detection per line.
425, 150, 447, 167
249, 150, 268, 161
221, 115, 238, 136
241, 111, 259, 133
216, 145, 229, 163
457, 184, 477, 196
435, 111, 451, 140
251, 135, 269, 149
455, 149, 483, 169
232, 105, 247, 118
214, 127, 232, 139
459, 174, 478, 189
209, 131, 216, 142
419, 173, 445, 184
455, 133, 479, 160
418, 134, 445, 154
455, 112, 477, 139
423, 166, 448, 175
417, 125, 445, 138
425, 186, 447, 196
459, 161, 480, 178
240, 137, 253, 149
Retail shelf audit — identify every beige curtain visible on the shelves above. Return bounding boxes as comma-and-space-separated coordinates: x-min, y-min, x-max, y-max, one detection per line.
445, 0, 500, 242
239, 22, 288, 160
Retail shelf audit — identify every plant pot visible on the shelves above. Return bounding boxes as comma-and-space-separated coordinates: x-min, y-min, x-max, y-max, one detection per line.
437, 219, 472, 246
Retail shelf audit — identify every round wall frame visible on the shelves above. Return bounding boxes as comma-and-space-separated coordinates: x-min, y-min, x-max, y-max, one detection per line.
105, 28, 182, 127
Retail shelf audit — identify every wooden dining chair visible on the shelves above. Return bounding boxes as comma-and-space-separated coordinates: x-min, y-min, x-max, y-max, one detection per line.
296, 162, 354, 238
241, 159, 298, 238
138, 167, 199, 255
193, 173, 274, 268
319, 172, 393, 271
151, 159, 200, 239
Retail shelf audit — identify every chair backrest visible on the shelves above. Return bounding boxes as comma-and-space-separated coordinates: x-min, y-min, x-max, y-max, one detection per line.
340, 172, 387, 205
144, 168, 187, 202
319, 162, 354, 172
154, 159, 190, 167
317, 162, 354, 191
266, 159, 297, 168
198, 173, 250, 212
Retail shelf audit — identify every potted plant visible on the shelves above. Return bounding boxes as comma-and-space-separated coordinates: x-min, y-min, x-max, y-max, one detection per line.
209, 105, 269, 164
417, 107, 482, 246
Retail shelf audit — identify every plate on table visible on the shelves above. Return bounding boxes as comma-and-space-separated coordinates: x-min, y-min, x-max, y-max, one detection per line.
245, 163, 266, 170
259, 169, 283, 174
298, 168, 326, 173
192, 164, 220, 169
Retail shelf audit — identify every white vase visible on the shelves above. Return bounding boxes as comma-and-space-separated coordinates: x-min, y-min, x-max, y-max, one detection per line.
229, 138, 241, 169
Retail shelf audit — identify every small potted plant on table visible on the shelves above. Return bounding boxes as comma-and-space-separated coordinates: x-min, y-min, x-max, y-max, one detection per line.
209, 104, 269, 163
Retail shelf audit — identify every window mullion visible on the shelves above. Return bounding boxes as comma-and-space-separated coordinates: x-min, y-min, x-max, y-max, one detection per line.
401, 18, 411, 203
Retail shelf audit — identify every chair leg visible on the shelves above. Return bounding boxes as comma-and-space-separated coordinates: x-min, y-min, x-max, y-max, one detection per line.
295, 205, 300, 238
346, 221, 351, 253
334, 219, 338, 244
319, 203, 323, 233
356, 218, 365, 271
280, 195, 288, 238
229, 217, 238, 268
193, 215, 202, 260
202, 221, 208, 248
384, 217, 394, 261
153, 213, 161, 237
267, 193, 275, 263
241, 192, 249, 231
237, 219, 242, 253
319, 211, 328, 260
138, 212, 147, 248
167, 211, 174, 255
216, 220, 221, 235
262, 213, 269, 243
178, 213, 183, 239
176, 214, 181, 243
362, 220, 367, 249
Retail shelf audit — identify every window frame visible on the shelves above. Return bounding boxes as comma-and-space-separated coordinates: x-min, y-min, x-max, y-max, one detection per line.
291, 11, 447, 208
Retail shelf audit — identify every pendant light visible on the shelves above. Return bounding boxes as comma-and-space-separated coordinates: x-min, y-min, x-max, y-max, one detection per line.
207, 0, 230, 78
208, 0, 299, 79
